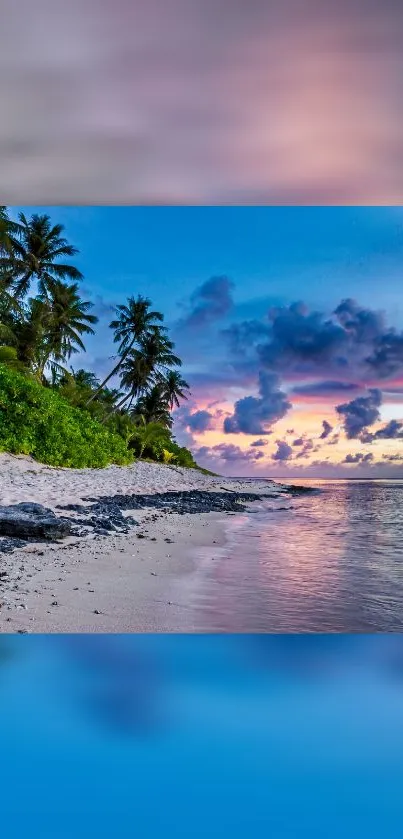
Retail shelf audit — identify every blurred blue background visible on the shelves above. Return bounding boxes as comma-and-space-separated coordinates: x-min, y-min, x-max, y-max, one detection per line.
1, 634, 403, 837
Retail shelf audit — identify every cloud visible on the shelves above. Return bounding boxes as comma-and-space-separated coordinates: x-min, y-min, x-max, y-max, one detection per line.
224, 319, 270, 359
336, 389, 382, 439
272, 441, 293, 462
198, 443, 265, 464
180, 408, 214, 433
291, 435, 319, 459
360, 419, 403, 443
292, 381, 360, 397
320, 420, 333, 439
180, 276, 235, 329
334, 298, 385, 344
373, 419, 403, 439
177, 295, 403, 443
366, 332, 403, 379
258, 302, 347, 373
295, 440, 314, 459
224, 372, 291, 435
335, 298, 403, 380
250, 438, 268, 447
226, 299, 403, 389
343, 452, 374, 464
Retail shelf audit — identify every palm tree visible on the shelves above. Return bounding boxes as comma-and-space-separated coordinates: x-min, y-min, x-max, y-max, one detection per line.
0, 206, 23, 257
112, 331, 182, 415
103, 350, 155, 420
0, 212, 83, 299
40, 281, 97, 374
133, 385, 173, 427
13, 297, 48, 374
160, 370, 190, 409
71, 369, 101, 391
0, 208, 24, 301
116, 352, 152, 410
0, 207, 9, 252
0, 282, 20, 349
136, 331, 182, 385
86, 295, 165, 405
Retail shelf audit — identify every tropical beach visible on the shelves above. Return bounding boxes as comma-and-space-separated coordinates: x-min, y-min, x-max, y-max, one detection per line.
2, 206, 403, 632
0, 453, 293, 632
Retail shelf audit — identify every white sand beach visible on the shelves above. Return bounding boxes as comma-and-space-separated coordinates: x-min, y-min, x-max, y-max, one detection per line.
0, 454, 284, 632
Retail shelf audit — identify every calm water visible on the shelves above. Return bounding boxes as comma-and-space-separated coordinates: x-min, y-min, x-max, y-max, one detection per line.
190, 480, 403, 632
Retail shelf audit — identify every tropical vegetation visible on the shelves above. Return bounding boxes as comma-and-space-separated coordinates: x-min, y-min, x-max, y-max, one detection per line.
0, 207, 197, 469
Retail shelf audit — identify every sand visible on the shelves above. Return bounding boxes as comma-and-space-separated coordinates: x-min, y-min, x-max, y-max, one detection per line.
0, 454, 283, 633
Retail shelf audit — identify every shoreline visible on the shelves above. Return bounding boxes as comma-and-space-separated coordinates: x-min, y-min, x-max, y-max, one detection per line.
0, 508, 232, 633
0, 454, 292, 633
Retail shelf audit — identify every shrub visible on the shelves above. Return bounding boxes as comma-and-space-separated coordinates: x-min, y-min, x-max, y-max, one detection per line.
164, 441, 198, 468
0, 346, 26, 372
0, 364, 133, 468
162, 449, 175, 464
128, 422, 172, 460
127, 422, 199, 468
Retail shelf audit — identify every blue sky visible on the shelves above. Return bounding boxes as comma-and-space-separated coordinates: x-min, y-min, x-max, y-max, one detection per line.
13, 207, 403, 323
11, 206, 403, 477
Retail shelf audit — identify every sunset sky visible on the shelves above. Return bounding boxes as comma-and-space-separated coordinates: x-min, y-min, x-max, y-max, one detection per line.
11, 205, 403, 477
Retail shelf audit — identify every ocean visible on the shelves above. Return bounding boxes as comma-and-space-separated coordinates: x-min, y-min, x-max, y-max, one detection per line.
189, 480, 403, 632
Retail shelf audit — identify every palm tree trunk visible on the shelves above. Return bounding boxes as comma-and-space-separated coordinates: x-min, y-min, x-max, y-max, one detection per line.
102, 391, 132, 423
85, 358, 122, 405
85, 340, 135, 406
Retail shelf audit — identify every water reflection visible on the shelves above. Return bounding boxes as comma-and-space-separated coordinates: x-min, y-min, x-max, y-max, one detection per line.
190, 481, 403, 632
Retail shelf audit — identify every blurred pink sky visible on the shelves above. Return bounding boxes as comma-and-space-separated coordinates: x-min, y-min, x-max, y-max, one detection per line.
1, 0, 403, 203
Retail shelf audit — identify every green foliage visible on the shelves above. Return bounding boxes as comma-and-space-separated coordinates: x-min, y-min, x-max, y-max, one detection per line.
128, 422, 172, 460
164, 441, 199, 468
106, 411, 137, 443
162, 449, 175, 464
0, 365, 132, 468
0, 346, 26, 372
127, 421, 198, 468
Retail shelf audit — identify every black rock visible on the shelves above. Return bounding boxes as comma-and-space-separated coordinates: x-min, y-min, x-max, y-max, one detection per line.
0, 536, 27, 554
286, 484, 316, 495
0, 504, 72, 541
81, 489, 268, 516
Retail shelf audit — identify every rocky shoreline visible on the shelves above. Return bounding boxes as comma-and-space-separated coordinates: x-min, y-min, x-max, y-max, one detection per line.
0, 486, 300, 554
